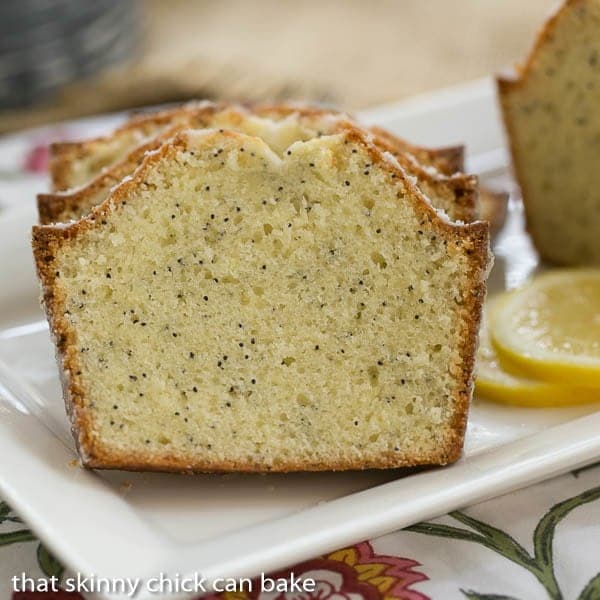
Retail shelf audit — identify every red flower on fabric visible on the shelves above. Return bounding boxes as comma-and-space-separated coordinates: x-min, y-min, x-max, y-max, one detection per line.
206, 541, 429, 600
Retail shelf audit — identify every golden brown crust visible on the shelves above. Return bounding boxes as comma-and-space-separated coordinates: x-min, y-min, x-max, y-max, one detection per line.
365, 129, 478, 223
479, 187, 508, 237
49, 144, 79, 192
82, 451, 454, 473
447, 219, 489, 461
427, 144, 465, 174
34, 126, 490, 473
32, 226, 97, 461
368, 126, 464, 175
39, 167, 126, 225
42, 103, 478, 224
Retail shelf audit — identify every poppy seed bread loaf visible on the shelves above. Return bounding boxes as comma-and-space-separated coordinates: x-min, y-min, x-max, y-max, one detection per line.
40, 105, 478, 225
33, 127, 490, 472
498, 0, 600, 264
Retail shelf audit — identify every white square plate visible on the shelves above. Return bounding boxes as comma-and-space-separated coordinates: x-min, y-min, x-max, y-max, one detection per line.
0, 78, 599, 599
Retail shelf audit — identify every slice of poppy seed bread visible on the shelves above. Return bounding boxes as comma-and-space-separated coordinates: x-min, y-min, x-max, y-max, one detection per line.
49, 102, 465, 191
498, 0, 600, 264
32, 127, 490, 472
40, 106, 478, 224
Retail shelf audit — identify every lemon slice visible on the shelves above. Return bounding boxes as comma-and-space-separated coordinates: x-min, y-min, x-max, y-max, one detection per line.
490, 269, 600, 387
476, 296, 600, 407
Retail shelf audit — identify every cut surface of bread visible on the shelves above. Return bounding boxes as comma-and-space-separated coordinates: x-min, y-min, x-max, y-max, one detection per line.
498, 0, 600, 265
33, 127, 490, 472
40, 105, 478, 224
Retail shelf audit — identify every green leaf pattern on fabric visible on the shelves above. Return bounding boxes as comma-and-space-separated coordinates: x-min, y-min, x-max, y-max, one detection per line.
36, 543, 65, 579
0, 529, 37, 547
461, 592, 521, 600
407, 485, 600, 600
0, 501, 22, 525
577, 572, 600, 600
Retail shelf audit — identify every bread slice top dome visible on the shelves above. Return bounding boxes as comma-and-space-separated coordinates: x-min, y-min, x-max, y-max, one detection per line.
33, 126, 490, 472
